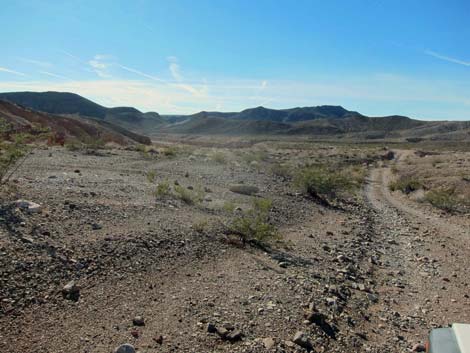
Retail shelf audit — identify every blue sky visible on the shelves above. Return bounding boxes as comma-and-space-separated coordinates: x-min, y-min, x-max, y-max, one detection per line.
1, 0, 470, 119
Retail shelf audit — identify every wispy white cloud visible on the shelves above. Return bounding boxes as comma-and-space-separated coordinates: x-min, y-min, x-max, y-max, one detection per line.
39, 70, 72, 80
168, 56, 183, 81
117, 64, 166, 82
19, 58, 52, 68
88, 55, 112, 78
425, 50, 470, 67
0, 67, 27, 77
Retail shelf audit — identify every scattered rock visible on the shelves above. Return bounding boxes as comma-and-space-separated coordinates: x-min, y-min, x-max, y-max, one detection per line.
292, 331, 312, 351
226, 330, 243, 342
132, 316, 145, 326
114, 344, 136, 353
62, 281, 80, 301
262, 337, 275, 349
15, 200, 42, 213
229, 185, 259, 195
207, 323, 217, 333
412, 343, 426, 352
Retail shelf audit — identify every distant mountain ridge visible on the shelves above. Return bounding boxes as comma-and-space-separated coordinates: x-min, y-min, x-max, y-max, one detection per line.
0, 91, 468, 141
0, 100, 151, 145
189, 105, 362, 123
0, 91, 164, 130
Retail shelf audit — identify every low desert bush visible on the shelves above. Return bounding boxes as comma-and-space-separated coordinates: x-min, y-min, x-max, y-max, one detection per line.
211, 151, 227, 164
146, 170, 157, 183
389, 176, 423, 194
270, 163, 292, 179
192, 219, 208, 233
173, 185, 204, 205
0, 120, 30, 184
229, 198, 279, 244
155, 180, 171, 198
294, 166, 354, 202
424, 188, 461, 213
229, 184, 259, 196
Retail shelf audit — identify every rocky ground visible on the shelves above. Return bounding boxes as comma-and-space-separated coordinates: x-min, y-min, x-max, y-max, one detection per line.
0, 141, 468, 353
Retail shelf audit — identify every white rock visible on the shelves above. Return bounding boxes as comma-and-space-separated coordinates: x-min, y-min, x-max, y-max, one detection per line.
15, 200, 42, 213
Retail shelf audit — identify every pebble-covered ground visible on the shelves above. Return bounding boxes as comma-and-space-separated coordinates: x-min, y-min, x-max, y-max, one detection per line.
0, 142, 468, 353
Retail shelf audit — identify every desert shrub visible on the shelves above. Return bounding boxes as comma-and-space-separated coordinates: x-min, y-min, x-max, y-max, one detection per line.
223, 201, 236, 213
174, 185, 204, 205
211, 151, 227, 164
0, 121, 30, 184
389, 176, 423, 194
146, 170, 157, 183
162, 146, 179, 158
242, 150, 269, 164
270, 163, 292, 179
229, 198, 279, 244
155, 181, 171, 198
424, 188, 461, 213
295, 166, 354, 202
192, 219, 208, 233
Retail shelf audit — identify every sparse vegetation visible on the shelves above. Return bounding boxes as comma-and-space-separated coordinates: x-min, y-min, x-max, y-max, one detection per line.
174, 185, 204, 205
295, 166, 355, 203
229, 198, 279, 244
270, 163, 292, 179
424, 188, 462, 213
192, 219, 208, 233
211, 151, 227, 164
223, 201, 236, 213
146, 170, 157, 183
155, 180, 171, 198
242, 150, 269, 164
0, 119, 30, 185
389, 176, 423, 194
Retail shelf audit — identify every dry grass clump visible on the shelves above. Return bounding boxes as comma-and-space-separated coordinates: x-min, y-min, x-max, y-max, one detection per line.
389, 176, 423, 194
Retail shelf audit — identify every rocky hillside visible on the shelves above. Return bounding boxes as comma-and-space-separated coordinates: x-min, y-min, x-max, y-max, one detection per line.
0, 100, 151, 145
0, 91, 165, 131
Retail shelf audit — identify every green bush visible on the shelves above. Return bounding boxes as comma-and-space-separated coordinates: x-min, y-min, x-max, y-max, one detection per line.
155, 181, 171, 198
389, 177, 422, 194
242, 150, 268, 164
229, 184, 259, 195
229, 198, 279, 244
211, 151, 227, 164
270, 163, 292, 179
0, 120, 29, 184
295, 166, 354, 201
174, 185, 204, 205
146, 170, 157, 183
424, 188, 461, 213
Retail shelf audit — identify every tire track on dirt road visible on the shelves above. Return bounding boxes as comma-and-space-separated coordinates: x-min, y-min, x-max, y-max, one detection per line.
363, 151, 470, 352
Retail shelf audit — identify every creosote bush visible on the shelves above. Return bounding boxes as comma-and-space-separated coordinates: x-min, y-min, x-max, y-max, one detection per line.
294, 166, 354, 203
229, 198, 279, 244
174, 185, 204, 205
424, 188, 462, 213
211, 151, 227, 164
155, 181, 171, 198
0, 120, 30, 184
389, 176, 423, 194
146, 170, 157, 183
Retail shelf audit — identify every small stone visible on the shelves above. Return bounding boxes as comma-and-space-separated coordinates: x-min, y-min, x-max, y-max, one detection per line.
15, 199, 42, 213
91, 223, 102, 230
154, 335, 163, 344
62, 281, 80, 301
114, 344, 135, 353
132, 316, 145, 326
226, 330, 243, 342
293, 331, 312, 351
412, 343, 426, 352
207, 323, 217, 333
217, 327, 229, 338
263, 337, 275, 349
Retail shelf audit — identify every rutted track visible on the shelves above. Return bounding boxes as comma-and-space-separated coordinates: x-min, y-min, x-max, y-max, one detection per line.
362, 151, 470, 351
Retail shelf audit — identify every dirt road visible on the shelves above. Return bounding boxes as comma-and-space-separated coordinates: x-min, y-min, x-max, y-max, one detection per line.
362, 150, 470, 350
